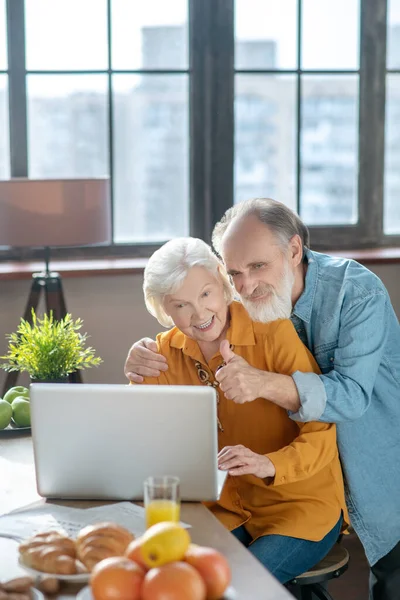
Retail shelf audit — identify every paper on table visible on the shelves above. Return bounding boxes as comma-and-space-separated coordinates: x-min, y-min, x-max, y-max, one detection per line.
0, 456, 41, 517
83, 502, 190, 533
0, 501, 190, 541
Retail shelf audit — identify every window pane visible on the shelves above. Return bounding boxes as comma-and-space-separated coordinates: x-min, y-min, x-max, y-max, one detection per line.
113, 75, 189, 243
27, 75, 108, 178
302, 0, 360, 70
0, 0, 6, 70
300, 76, 359, 225
388, 0, 400, 69
234, 75, 297, 211
112, 0, 188, 70
0, 75, 10, 177
235, 0, 297, 70
384, 75, 400, 234
25, 0, 108, 70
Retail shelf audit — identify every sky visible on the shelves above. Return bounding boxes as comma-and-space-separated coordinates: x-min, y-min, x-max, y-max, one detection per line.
0, 0, 400, 93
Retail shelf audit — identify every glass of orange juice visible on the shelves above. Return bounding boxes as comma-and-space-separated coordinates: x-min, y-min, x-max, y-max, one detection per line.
144, 476, 180, 529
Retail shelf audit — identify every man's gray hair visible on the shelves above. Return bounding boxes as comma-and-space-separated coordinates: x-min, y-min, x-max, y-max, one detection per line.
143, 237, 235, 328
212, 198, 310, 255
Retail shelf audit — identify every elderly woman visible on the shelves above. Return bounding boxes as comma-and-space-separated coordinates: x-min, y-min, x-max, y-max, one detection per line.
137, 237, 347, 584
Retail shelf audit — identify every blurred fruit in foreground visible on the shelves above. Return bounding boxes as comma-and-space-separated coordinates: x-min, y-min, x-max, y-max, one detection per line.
141, 561, 207, 600
185, 545, 231, 600
125, 537, 149, 571
3, 386, 30, 404
140, 522, 191, 568
11, 397, 31, 427
90, 556, 144, 600
76, 522, 134, 571
0, 399, 12, 429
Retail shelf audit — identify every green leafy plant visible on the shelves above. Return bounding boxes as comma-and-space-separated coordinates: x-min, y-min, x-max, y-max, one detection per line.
1, 310, 102, 381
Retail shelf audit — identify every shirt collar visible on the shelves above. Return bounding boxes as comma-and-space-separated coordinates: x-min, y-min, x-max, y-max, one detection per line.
292, 248, 318, 323
169, 301, 256, 358
226, 301, 256, 346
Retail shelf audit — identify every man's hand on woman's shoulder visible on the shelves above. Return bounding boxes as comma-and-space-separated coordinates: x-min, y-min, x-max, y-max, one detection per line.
124, 338, 168, 383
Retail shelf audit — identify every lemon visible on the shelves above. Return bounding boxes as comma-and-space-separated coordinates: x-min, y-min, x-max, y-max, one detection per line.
140, 521, 191, 568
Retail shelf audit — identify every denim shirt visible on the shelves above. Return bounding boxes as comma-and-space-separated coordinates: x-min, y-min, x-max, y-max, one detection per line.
290, 249, 400, 566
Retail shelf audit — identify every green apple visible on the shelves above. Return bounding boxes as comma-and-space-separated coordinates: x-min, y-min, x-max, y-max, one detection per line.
3, 386, 30, 404
0, 399, 12, 429
11, 397, 31, 427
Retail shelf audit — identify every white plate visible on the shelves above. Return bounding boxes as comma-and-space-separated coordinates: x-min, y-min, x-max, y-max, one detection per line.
10, 418, 30, 429
18, 557, 90, 584
78, 585, 238, 600
31, 589, 45, 600
0, 420, 31, 433
77, 587, 92, 600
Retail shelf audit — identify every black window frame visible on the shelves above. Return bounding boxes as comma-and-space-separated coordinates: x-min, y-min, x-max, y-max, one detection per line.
0, 0, 398, 263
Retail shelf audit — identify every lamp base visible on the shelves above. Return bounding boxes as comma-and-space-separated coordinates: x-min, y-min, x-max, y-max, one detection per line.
2, 271, 82, 396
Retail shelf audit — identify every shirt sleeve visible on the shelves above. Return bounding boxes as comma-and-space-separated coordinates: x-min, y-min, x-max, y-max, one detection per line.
267, 319, 337, 485
266, 420, 338, 486
291, 291, 389, 423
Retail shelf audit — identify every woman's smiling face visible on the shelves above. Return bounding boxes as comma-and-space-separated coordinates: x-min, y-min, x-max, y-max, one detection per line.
163, 266, 229, 342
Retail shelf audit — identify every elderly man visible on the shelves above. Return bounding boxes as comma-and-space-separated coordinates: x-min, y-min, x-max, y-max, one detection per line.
125, 199, 400, 600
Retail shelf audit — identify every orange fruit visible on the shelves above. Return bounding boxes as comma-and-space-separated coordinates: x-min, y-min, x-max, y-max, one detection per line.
141, 561, 207, 600
125, 537, 149, 571
90, 556, 144, 600
185, 545, 231, 600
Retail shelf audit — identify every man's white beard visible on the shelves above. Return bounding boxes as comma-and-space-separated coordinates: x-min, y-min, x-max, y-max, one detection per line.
240, 263, 295, 323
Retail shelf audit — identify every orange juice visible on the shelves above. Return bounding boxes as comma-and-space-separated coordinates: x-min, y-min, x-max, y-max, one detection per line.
145, 499, 180, 528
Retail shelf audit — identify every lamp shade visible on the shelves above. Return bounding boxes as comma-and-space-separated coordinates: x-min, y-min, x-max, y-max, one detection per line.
0, 178, 111, 247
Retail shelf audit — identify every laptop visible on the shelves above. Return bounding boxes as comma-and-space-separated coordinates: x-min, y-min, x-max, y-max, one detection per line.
30, 383, 228, 502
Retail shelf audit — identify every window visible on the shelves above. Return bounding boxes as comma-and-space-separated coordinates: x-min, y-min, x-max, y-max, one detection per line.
301, 76, 359, 225
0, 0, 6, 70
1, 0, 399, 257
0, 0, 9, 178
385, 0, 400, 234
234, 0, 360, 228
27, 75, 109, 179
112, 74, 188, 242
23, 0, 189, 244
235, 77, 297, 210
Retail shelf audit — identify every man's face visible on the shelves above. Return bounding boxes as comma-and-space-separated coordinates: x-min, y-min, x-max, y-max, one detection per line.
220, 215, 295, 323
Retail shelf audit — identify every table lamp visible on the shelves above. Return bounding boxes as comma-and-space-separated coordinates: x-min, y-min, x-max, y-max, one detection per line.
0, 178, 111, 393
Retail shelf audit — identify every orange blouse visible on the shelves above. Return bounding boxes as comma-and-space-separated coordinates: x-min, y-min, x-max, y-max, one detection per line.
139, 301, 348, 543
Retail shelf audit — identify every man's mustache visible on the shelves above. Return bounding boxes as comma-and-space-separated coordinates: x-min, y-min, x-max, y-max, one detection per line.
243, 286, 274, 301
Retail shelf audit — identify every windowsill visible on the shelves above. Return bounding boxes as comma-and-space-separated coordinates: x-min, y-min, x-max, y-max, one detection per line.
0, 248, 399, 281
0, 257, 149, 281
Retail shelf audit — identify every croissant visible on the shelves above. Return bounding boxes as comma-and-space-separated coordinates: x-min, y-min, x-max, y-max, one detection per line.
19, 533, 76, 557
20, 544, 77, 575
76, 522, 134, 571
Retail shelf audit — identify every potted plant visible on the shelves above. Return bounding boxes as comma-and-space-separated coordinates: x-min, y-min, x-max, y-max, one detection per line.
1, 310, 102, 383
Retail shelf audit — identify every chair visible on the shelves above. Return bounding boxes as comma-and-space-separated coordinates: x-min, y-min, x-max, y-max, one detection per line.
289, 544, 350, 600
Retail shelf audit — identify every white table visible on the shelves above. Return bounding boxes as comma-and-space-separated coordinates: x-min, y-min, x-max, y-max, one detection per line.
0, 432, 293, 599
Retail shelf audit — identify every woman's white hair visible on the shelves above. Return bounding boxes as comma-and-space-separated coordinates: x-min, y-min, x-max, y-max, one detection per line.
143, 237, 234, 328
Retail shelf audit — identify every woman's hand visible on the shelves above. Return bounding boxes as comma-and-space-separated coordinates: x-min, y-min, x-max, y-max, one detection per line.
124, 338, 168, 383
218, 445, 276, 479
215, 341, 266, 403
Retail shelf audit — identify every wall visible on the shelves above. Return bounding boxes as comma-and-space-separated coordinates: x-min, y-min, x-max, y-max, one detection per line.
0, 263, 399, 389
